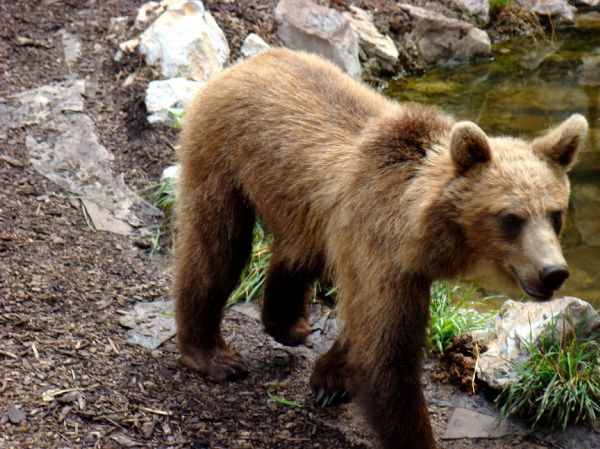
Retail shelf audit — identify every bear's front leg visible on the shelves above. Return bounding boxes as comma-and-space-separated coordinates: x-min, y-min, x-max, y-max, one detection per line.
345, 274, 437, 449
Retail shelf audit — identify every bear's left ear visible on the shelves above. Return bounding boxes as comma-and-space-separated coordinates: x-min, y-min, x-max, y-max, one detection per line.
531, 114, 588, 172
450, 121, 491, 173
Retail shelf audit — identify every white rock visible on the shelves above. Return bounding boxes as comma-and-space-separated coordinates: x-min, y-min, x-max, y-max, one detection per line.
473, 297, 600, 390
160, 164, 180, 183
344, 6, 399, 72
518, 0, 576, 24
275, 0, 361, 79
139, 1, 230, 81
135, 0, 189, 27
119, 38, 139, 53
58, 29, 81, 64
240, 33, 271, 59
108, 16, 129, 35
398, 4, 491, 64
145, 78, 203, 125
455, 0, 490, 24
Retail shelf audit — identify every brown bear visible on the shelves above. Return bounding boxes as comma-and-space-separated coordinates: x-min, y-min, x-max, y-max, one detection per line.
173, 48, 588, 449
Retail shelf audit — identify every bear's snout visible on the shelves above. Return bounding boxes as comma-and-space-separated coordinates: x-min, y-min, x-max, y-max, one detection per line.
539, 265, 569, 292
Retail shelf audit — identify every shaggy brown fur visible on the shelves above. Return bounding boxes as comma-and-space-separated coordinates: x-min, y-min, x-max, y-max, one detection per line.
174, 48, 587, 449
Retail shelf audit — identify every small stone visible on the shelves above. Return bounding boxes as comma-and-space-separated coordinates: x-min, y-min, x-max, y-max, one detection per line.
142, 420, 155, 439
240, 33, 271, 59
58, 29, 82, 64
145, 78, 203, 125
7, 403, 26, 425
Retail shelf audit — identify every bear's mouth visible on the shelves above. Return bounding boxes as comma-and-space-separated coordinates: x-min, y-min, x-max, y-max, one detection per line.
510, 266, 554, 300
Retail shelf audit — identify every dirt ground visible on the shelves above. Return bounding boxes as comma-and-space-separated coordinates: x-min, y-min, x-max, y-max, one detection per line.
0, 1, 596, 448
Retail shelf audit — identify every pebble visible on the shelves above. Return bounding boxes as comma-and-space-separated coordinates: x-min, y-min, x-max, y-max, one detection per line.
7, 403, 26, 424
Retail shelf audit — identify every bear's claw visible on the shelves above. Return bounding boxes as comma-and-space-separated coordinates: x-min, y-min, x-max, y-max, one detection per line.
315, 386, 350, 408
179, 345, 249, 382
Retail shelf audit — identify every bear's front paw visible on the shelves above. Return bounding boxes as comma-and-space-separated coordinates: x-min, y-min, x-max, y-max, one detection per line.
264, 317, 311, 347
180, 345, 248, 382
313, 385, 350, 408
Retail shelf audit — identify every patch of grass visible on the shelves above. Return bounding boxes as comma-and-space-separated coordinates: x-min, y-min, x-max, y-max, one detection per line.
490, 0, 515, 15
428, 282, 494, 354
227, 222, 272, 307
168, 108, 185, 130
497, 317, 600, 429
150, 173, 178, 256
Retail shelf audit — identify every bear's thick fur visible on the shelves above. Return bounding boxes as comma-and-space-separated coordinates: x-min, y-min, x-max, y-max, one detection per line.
174, 49, 588, 449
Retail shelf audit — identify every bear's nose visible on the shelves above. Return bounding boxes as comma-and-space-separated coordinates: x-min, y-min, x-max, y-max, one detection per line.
540, 265, 569, 291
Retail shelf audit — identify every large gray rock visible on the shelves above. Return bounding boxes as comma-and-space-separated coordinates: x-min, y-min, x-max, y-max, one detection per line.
344, 6, 399, 72
275, 0, 361, 79
398, 4, 491, 64
138, 0, 229, 81
1, 80, 160, 234
518, 0, 576, 24
472, 297, 600, 390
145, 78, 203, 125
455, 0, 490, 24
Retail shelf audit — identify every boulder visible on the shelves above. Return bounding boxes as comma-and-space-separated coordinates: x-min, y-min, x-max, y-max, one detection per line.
397, 4, 491, 64
344, 6, 399, 72
240, 33, 271, 59
145, 78, 203, 125
138, 0, 229, 81
455, 0, 490, 24
518, 0, 576, 24
472, 297, 600, 390
274, 0, 361, 79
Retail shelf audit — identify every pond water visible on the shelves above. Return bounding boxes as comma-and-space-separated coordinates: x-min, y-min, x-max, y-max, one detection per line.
386, 20, 600, 309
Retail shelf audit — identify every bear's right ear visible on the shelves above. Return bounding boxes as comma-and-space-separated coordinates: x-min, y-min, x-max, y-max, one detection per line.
450, 121, 491, 173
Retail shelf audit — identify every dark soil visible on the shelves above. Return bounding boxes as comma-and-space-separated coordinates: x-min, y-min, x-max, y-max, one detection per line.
0, 1, 580, 448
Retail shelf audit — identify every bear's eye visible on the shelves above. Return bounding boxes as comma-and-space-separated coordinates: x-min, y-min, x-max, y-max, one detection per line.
551, 210, 563, 234
500, 213, 525, 240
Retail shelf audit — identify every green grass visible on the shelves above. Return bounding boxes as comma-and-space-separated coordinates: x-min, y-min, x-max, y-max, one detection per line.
227, 222, 272, 307
150, 173, 178, 256
497, 317, 600, 429
267, 384, 303, 408
490, 0, 515, 15
428, 282, 494, 354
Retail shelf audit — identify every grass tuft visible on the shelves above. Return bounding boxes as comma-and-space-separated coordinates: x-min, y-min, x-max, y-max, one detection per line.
497, 316, 600, 429
428, 282, 494, 354
150, 173, 178, 256
227, 222, 272, 307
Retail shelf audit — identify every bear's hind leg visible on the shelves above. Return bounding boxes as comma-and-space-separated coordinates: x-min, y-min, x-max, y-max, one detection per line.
261, 250, 316, 346
310, 339, 353, 407
174, 185, 254, 382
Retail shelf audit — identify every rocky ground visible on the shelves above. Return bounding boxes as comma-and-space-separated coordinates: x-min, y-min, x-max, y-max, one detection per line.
1, 1, 598, 448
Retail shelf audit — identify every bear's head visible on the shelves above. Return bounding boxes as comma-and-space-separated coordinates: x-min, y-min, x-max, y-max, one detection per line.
446, 114, 588, 300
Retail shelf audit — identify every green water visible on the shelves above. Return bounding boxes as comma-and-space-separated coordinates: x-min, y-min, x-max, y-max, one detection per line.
386, 24, 600, 308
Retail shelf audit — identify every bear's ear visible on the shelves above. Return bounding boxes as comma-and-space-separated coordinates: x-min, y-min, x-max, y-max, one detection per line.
450, 121, 491, 173
531, 114, 588, 172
